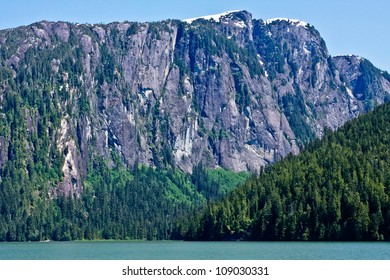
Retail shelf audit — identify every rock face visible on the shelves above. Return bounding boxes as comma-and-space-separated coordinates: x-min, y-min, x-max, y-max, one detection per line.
0, 11, 389, 194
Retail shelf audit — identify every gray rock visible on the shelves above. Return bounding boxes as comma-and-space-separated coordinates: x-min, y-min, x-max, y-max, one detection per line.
1, 11, 389, 194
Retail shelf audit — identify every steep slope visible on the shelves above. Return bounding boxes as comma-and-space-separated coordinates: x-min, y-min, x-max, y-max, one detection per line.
183, 102, 390, 241
0, 11, 390, 190
1, 11, 389, 195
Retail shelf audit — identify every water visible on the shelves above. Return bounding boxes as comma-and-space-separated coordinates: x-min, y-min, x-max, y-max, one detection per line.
0, 241, 389, 260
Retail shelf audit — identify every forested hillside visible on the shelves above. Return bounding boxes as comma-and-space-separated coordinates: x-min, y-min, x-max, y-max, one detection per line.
0, 153, 247, 241
182, 102, 390, 241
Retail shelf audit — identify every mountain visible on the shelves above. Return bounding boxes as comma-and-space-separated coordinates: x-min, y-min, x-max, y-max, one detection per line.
0, 11, 390, 241
182, 102, 390, 241
1, 10, 389, 195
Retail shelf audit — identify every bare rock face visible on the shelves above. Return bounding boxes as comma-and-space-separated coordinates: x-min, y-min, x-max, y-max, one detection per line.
0, 10, 389, 194
56, 118, 83, 196
53, 22, 70, 42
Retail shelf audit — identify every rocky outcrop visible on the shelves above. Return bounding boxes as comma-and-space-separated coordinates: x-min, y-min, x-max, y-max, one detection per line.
0, 11, 389, 194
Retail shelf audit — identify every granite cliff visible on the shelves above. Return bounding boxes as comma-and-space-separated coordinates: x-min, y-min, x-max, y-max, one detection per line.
1, 10, 389, 194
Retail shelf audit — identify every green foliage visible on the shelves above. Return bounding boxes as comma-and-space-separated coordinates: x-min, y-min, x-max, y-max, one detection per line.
126, 23, 138, 37
252, 20, 285, 79
206, 167, 249, 196
174, 20, 263, 80
354, 59, 380, 101
191, 163, 249, 200
184, 102, 390, 241
77, 158, 204, 240
281, 91, 315, 145
95, 44, 117, 84
231, 63, 251, 113
383, 71, 390, 83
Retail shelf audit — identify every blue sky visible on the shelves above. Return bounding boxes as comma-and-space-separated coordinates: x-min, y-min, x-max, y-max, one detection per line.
1, 0, 389, 71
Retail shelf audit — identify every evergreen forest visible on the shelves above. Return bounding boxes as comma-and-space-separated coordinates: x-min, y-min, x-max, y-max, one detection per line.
182, 102, 390, 241
0, 148, 248, 241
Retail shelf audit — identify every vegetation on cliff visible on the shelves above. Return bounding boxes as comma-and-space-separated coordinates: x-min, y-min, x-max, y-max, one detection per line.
182, 102, 390, 241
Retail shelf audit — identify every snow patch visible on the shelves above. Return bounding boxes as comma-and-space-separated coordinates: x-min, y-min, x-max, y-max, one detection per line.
183, 10, 241, 24
257, 54, 269, 78
234, 20, 246, 28
265, 18, 309, 28
338, 54, 364, 61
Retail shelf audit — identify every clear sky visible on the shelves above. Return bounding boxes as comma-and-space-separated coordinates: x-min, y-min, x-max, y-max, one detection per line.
1, 0, 389, 71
